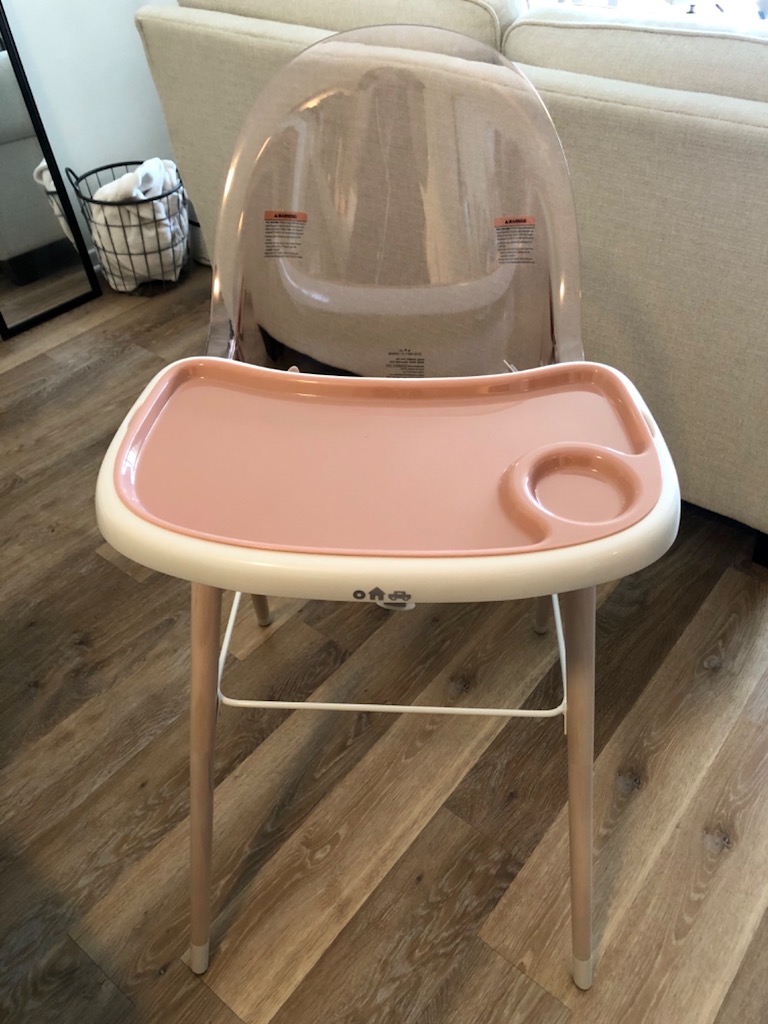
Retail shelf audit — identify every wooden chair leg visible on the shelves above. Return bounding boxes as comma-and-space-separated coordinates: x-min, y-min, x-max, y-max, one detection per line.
189, 583, 222, 974
559, 586, 596, 990
251, 593, 272, 627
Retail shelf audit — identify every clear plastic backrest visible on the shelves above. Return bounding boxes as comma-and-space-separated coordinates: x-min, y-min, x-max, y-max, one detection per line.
209, 25, 582, 377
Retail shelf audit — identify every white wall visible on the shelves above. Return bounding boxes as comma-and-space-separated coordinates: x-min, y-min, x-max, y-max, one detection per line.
3, 0, 177, 180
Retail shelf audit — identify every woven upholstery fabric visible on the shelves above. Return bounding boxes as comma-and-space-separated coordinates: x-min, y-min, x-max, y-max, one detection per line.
136, 7, 331, 251
509, 62, 768, 530
0, 52, 35, 145
504, 6, 768, 103
178, 0, 526, 49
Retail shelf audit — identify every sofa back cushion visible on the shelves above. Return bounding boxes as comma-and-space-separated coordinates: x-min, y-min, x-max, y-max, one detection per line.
177, 0, 525, 49
503, 6, 768, 103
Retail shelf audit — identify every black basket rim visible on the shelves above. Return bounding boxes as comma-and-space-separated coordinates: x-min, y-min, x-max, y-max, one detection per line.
65, 162, 184, 207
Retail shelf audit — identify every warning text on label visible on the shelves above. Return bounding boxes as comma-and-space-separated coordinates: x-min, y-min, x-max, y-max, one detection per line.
264, 210, 307, 259
494, 216, 535, 265
385, 347, 425, 378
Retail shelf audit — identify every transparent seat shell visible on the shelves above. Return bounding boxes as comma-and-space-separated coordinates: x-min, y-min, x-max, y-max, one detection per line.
207, 25, 583, 378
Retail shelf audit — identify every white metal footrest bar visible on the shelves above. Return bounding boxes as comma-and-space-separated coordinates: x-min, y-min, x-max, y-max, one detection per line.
216, 593, 568, 721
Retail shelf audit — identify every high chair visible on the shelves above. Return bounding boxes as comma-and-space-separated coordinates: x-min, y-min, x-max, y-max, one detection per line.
96, 26, 679, 992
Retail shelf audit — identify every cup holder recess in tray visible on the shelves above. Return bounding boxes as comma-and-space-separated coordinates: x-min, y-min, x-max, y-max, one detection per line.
507, 443, 644, 541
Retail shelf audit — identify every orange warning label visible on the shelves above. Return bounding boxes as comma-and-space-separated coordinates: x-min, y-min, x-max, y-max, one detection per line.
264, 210, 308, 259
495, 216, 535, 264
494, 216, 535, 227
264, 210, 308, 222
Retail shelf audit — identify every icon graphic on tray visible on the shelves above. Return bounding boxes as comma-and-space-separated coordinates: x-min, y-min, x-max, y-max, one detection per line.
352, 588, 412, 602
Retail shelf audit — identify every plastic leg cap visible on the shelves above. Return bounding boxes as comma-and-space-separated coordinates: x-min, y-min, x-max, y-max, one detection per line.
190, 941, 210, 974
573, 955, 593, 990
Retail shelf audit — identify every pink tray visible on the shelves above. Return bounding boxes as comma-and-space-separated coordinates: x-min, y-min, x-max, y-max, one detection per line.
115, 359, 662, 557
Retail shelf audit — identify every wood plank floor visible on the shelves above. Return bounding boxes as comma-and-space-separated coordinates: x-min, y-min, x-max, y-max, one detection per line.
1, 266, 766, 1023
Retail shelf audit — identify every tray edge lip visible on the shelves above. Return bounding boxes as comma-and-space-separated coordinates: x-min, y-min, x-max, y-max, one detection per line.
111, 356, 659, 558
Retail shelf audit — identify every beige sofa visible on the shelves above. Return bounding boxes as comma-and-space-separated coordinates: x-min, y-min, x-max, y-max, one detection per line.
135, 0, 768, 535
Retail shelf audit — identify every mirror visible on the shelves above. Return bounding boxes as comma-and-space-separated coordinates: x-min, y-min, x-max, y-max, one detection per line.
0, 4, 100, 340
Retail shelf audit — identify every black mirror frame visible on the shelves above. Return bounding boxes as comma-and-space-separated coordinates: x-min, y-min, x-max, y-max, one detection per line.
0, 3, 101, 341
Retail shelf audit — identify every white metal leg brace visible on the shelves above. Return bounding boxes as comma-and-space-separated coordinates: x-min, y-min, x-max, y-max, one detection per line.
216, 593, 568, 725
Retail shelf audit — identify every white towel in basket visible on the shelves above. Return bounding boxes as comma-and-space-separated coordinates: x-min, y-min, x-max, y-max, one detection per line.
90, 158, 188, 291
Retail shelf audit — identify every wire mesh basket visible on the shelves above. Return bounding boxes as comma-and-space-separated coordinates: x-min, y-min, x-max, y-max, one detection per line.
66, 161, 189, 294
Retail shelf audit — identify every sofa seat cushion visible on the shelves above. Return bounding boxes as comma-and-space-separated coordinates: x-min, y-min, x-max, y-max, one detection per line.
503, 5, 768, 103
177, 0, 526, 49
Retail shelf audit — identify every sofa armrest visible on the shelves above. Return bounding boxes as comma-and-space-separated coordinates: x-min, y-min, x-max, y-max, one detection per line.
511, 63, 768, 531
